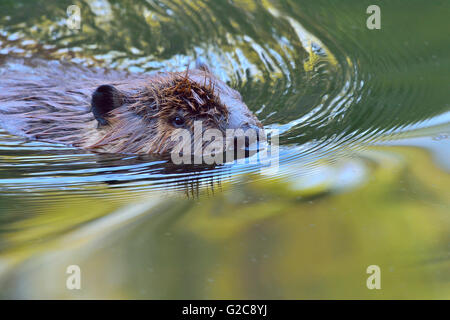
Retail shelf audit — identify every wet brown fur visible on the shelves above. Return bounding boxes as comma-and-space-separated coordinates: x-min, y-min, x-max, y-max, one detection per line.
89, 72, 229, 154
0, 59, 261, 154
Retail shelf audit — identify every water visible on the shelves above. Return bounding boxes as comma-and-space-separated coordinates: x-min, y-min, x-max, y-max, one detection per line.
0, 0, 448, 299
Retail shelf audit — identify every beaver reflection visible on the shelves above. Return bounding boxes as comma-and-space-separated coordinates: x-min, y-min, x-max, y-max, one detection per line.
85, 152, 230, 198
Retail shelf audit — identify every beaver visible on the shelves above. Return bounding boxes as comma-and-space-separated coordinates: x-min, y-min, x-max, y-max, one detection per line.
0, 58, 263, 155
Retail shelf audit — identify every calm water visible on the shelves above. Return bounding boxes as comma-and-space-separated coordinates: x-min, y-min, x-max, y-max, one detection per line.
0, 0, 449, 299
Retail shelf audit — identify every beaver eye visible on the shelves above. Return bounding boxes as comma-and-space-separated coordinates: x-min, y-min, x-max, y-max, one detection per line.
172, 116, 185, 127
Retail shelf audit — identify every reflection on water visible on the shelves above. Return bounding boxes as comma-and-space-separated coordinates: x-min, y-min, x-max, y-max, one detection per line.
0, 144, 448, 299
0, 0, 449, 298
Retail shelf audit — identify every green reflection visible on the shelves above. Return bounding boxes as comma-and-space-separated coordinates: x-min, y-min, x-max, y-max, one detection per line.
0, 145, 448, 299
0, 0, 449, 299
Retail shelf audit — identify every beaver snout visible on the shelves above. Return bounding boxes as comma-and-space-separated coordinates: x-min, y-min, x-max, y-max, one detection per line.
230, 122, 263, 133
221, 94, 263, 131
226, 104, 265, 151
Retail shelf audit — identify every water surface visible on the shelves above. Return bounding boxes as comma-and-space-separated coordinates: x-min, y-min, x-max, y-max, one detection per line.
0, 0, 449, 299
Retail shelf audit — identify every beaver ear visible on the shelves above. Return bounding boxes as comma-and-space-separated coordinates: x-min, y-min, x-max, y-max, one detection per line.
91, 85, 123, 126
195, 58, 211, 73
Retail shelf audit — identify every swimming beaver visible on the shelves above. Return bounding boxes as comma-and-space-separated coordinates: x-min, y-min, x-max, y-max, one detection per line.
0, 58, 262, 155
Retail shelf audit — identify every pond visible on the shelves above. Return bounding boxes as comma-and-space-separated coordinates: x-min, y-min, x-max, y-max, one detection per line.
0, 0, 448, 299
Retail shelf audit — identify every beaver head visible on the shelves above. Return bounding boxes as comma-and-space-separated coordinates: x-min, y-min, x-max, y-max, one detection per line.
85, 63, 263, 155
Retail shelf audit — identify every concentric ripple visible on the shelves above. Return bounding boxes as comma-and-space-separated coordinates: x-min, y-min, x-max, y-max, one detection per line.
0, 0, 449, 199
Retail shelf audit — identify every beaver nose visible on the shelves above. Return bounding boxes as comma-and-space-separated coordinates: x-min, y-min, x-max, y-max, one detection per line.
242, 121, 258, 129
241, 122, 265, 141
240, 122, 258, 133
231, 122, 264, 154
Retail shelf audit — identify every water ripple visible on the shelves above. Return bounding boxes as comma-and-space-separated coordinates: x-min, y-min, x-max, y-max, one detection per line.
0, 0, 449, 198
